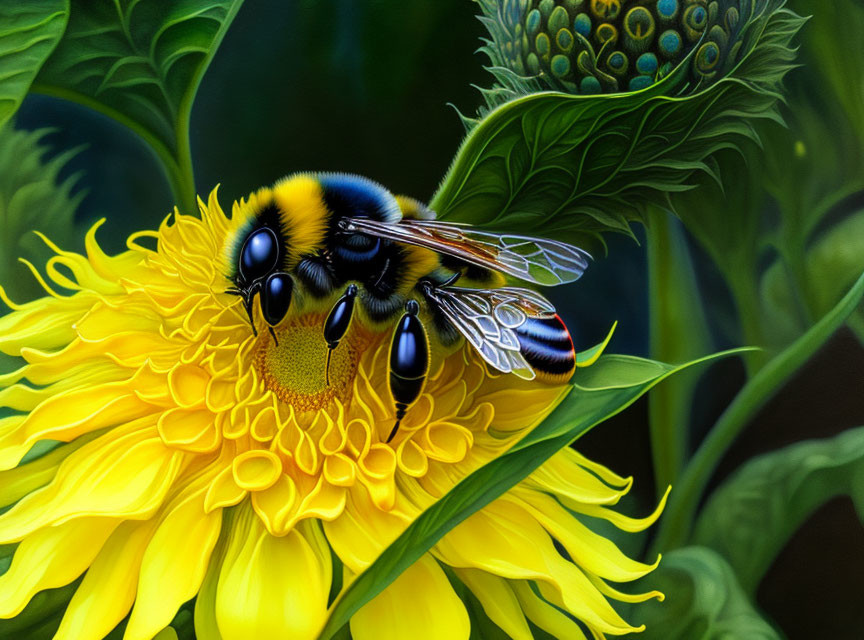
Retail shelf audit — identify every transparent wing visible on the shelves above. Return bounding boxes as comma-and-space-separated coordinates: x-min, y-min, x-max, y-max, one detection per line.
340, 218, 590, 286
424, 285, 557, 380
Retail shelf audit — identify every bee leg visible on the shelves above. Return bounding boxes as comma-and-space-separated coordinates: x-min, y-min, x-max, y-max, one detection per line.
387, 403, 409, 443
387, 299, 428, 443
244, 299, 258, 337
323, 284, 358, 385
372, 257, 392, 290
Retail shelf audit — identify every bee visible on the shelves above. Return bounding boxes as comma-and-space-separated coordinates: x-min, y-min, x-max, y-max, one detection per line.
225, 173, 590, 440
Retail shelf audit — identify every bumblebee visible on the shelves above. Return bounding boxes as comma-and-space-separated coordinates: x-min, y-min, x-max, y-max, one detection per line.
225, 173, 590, 440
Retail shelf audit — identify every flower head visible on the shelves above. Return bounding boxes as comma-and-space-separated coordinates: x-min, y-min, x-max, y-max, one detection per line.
478, 0, 748, 95
0, 190, 665, 639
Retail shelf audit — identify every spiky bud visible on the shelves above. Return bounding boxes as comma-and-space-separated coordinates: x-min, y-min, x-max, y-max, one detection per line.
479, 0, 748, 98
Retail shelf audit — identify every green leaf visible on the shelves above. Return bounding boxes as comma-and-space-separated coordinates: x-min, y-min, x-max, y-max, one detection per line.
762, 210, 864, 345
429, 2, 803, 246
654, 269, 864, 552
693, 426, 864, 596
789, 0, 864, 147
31, 0, 244, 213
0, 123, 86, 305
316, 348, 747, 640
0, 1, 68, 131
744, 0, 864, 339
668, 143, 772, 363
646, 212, 713, 495
630, 547, 780, 640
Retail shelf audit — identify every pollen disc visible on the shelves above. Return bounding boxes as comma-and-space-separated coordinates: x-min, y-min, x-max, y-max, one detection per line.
255, 313, 377, 412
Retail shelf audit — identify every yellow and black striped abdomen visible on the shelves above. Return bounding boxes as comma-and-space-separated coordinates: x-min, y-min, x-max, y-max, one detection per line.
515, 314, 576, 383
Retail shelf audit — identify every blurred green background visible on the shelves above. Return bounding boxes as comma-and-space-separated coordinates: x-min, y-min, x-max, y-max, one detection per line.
8, 1, 864, 637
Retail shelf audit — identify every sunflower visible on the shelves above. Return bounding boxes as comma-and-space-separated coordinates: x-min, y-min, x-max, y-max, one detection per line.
0, 189, 666, 640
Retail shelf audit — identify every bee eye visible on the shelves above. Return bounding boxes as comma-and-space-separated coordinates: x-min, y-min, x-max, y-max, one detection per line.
240, 227, 279, 281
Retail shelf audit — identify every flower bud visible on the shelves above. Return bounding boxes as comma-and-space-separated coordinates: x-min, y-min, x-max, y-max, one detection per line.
480, 0, 747, 95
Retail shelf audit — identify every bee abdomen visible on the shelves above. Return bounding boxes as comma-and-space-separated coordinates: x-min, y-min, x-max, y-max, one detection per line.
515, 315, 575, 382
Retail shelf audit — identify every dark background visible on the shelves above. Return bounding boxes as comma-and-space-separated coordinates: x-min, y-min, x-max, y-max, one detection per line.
13, 1, 864, 637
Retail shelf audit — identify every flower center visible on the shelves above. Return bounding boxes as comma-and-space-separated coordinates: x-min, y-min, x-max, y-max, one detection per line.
255, 313, 378, 412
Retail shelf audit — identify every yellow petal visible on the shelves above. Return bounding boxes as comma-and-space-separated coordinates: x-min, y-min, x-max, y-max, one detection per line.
511, 489, 660, 582
434, 499, 638, 635
54, 520, 159, 640
0, 362, 123, 412
0, 295, 91, 355
482, 386, 565, 435
75, 303, 161, 341
0, 517, 117, 617
232, 449, 282, 491
194, 507, 233, 640
36, 221, 125, 294
125, 475, 223, 640
283, 474, 346, 532
453, 568, 532, 640
0, 424, 184, 543
323, 453, 356, 487
167, 363, 210, 408
0, 370, 159, 470
215, 511, 330, 640
357, 444, 397, 510
511, 580, 588, 640
0, 433, 100, 508
396, 438, 428, 477
526, 447, 633, 506
568, 485, 671, 533
251, 473, 297, 536
157, 408, 220, 453
204, 465, 247, 514
323, 488, 412, 572
423, 421, 473, 463
350, 555, 469, 640
588, 571, 665, 604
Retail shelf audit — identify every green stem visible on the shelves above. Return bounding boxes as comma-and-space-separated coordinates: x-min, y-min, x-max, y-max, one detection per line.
165, 129, 197, 215
653, 269, 864, 553
646, 212, 711, 496
724, 268, 770, 374
30, 84, 198, 215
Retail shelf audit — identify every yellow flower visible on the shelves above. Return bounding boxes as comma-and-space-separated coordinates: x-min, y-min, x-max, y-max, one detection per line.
0, 189, 665, 640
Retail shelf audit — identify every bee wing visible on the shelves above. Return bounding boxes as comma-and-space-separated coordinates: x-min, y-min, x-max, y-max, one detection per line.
425, 286, 559, 380
340, 218, 590, 286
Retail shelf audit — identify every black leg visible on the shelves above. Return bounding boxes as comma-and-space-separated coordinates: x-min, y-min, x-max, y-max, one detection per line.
323, 284, 358, 386
387, 403, 408, 443
244, 300, 258, 337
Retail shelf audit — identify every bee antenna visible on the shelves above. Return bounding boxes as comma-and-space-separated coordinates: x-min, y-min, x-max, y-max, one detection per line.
268, 325, 279, 346
325, 348, 333, 386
